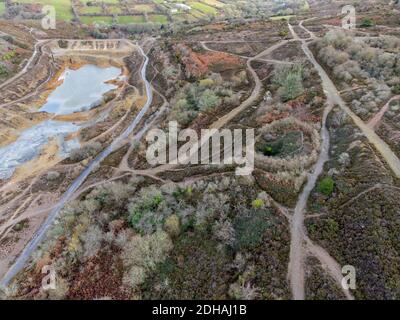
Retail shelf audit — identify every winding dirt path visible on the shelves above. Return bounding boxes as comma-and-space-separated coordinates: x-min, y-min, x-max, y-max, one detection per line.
305, 236, 354, 300
0, 39, 49, 92
287, 22, 356, 300
294, 26, 400, 179
287, 96, 333, 300
0, 42, 154, 287
287, 19, 400, 300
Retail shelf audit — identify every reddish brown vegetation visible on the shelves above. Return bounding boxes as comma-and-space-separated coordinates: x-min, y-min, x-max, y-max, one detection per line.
174, 44, 243, 78
67, 250, 131, 300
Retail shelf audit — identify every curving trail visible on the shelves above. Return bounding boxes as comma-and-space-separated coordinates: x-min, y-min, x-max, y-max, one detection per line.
136, 39, 294, 178
305, 236, 354, 300
0, 40, 49, 92
299, 20, 317, 40
300, 36, 400, 179
287, 93, 333, 300
0, 43, 154, 287
287, 22, 355, 300
286, 18, 400, 300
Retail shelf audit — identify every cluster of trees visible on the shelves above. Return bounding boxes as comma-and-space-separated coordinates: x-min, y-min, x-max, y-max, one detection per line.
0, 35, 30, 79
90, 28, 108, 39
4, 3, 44, 20
317, 30, 400, 85
272, 64, 305, 102
317, 30, 400, 118
120, 22, 163, 35
9, 171, 292, 299
154, 46, 181, 95
169, 73, 240, 126
351, 80, 392, 119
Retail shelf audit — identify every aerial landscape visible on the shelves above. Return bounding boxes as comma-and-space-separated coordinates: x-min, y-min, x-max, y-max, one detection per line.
0, 0, 400, 301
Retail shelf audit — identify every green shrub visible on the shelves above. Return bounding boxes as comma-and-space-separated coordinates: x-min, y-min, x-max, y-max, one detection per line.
251, 199, 264, 209
1, 50, 16, 61
0, 63, 8, 77
234, 209, 272, 250
273, 64, 304, 102
392, 84, 400, 94
325, 218, 339, 235
360, 18, 374, 28
279, 29, 289, 37
198, 89, 221, 111
199, 78, 214, 87
261, 142, 282, 156
128, 191, 165, 234
317, 177, 334, 196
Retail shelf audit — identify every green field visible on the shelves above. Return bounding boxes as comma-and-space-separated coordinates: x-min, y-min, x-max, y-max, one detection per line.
14, 0, 73, 21
0, 2, 5, 16
148, 14, 168, 24
8, 0, 223, 24
80, 16, 114, 25
81, 14, 167, 25
202, 0, 225, 8
80, 6, 102, 15
188, 1, 217, 15
80, 0, 118, 3
118, 15, 145, 24
108, 6, 122, 14
133, 4, 154, 13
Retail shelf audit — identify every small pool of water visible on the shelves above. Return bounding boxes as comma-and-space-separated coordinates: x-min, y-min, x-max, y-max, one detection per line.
0, 64, 122, 180
40, 64, 121, 115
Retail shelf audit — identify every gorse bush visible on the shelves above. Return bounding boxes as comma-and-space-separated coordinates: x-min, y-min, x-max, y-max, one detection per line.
164, 214, 181, 238
251, 199, 265, 209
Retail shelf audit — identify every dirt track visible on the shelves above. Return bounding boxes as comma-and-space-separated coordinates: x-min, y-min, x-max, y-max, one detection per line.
287, 22, 354, 300
0, 41, 154, 287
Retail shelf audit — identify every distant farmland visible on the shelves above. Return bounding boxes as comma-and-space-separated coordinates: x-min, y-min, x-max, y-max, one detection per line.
7, 0, 226, 25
